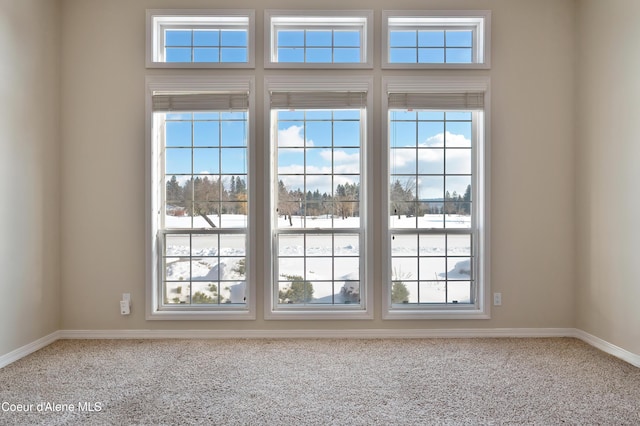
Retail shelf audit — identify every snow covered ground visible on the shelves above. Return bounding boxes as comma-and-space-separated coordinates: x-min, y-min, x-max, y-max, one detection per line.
163, 213, 472, 305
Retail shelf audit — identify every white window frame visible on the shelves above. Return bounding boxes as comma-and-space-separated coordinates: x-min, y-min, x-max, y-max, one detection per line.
145, 75, 256, 320
146, 9, 255, 68
264, 76, 373, 320
264, 10, 373, 69
382, 76, 491, 319
382, 10, 491, 69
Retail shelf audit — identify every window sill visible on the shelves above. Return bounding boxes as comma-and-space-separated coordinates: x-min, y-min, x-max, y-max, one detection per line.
146, 308, 256, 321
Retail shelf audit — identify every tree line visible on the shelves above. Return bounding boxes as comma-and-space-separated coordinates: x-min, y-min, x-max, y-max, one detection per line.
277, 180, 360, 225
166, 175, 247, 216
391, 179, 471, 218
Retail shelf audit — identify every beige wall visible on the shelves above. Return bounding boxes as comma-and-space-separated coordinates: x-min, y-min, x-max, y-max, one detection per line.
0, 0, 61, 355
59, 0, 577, 331
575, 0, 640, 355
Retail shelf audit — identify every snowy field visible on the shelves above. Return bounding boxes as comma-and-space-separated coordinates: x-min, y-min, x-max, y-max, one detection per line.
163, 213, 472, 305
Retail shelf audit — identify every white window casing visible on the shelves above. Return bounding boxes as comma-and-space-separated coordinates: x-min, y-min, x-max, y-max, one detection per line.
264, 76, 374, 319
382, 10, 491, 69
264, 10, 373, 69
146, 10, 255, 68
146, 76, 256, 320
382, 76, 491, 319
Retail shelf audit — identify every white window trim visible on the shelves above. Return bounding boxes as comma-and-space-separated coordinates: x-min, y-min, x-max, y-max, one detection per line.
381, 76, 491, 320
145, 75, 256, 320
382, 10, 491, 69
263, 76, 374, 320
146, 9, 255, 69
264, 10, 373, 69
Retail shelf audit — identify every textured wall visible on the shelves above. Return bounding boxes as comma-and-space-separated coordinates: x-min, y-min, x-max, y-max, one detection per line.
0, 0, 61, 355
59, 0, 576, 331
575, 0, 640, 355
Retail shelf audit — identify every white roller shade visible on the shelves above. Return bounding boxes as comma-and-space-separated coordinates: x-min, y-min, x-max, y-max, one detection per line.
270, 91, 367, 110
152, 92, 249, 112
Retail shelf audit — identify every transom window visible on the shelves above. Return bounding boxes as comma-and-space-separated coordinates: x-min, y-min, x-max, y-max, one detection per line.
383, 11, 491, 69
147, 10, 255, 68
265, 11, 373, 68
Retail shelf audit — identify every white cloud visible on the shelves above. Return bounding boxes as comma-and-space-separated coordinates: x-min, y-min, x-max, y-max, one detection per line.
278, 125, 314, 147
422, 131, 470, 148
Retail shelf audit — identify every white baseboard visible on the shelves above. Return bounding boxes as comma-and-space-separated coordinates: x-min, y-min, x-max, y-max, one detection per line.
0, 331, 61, 369
3, 328, 638, 369
59, 327, 576, 340
573, 329, 640, 368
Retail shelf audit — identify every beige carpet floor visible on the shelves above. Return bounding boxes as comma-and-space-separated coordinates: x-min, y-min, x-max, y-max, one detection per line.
0, 338, 639, 425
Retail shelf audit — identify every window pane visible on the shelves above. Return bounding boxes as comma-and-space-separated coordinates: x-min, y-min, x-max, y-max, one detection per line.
446, 31, 472, 47
334, 148, 360, 174
334, 48, 360, 63
419, 234, 446, 256
221, 120, 246, 147
305, 121, 332, 147
165, 30, 191, 46
278, 48, 304, 62
194, 30, 219, 46
390, 48, 417, 63
334, 31, 360, 47
166, 148, 192, 175
306, 48, 331, 63
166, 121, 192, 147
446, 48, 472, 63
193, 149, 219, 174
220, 48, 247, 62
194, 48, 218, 62
278, 30, 304, 46
418, 31, 444, 47
389, 31, 416, 47
418, 148, 444, 175
390, 121, 417, 148
166, 48, 191, 62
194, 121, 219, 147
448, 257, 471, 280
446, 149, 472, 175
307, 31, 331, 46
419, 281, 445, 303
220, 148, 247, 174
447, 282, 471, 304
447, 234, 471, 256
221, 30, 247, 47
418, 48, 445, 64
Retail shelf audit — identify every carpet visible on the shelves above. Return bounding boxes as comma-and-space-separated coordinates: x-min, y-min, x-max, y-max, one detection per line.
0, 338, 638, 425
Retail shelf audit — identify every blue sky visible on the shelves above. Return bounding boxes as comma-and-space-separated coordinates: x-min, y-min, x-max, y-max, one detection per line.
165, 29, 248, 63
162, 109, 472, 201
277, 30, 361, 63
389, 30, 472, 64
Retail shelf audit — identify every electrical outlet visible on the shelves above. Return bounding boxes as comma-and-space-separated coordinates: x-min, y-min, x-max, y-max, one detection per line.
493, 292, 502, 306
120, 293, 131, 315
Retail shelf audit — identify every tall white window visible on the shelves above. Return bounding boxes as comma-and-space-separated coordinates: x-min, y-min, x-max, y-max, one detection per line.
383, 77, 490, 319
265, 11, 373, 68
146, 77, 255, 320
265, 77, 372, 319
146, 10, 255, 68
382, 10, 491, 69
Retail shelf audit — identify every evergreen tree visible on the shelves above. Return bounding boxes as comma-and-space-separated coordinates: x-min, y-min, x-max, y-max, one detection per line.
391, 280, 410, 304
278, 275, 314, 303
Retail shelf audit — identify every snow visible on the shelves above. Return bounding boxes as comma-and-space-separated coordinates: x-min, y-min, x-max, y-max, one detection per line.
163, 212, 473, 305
